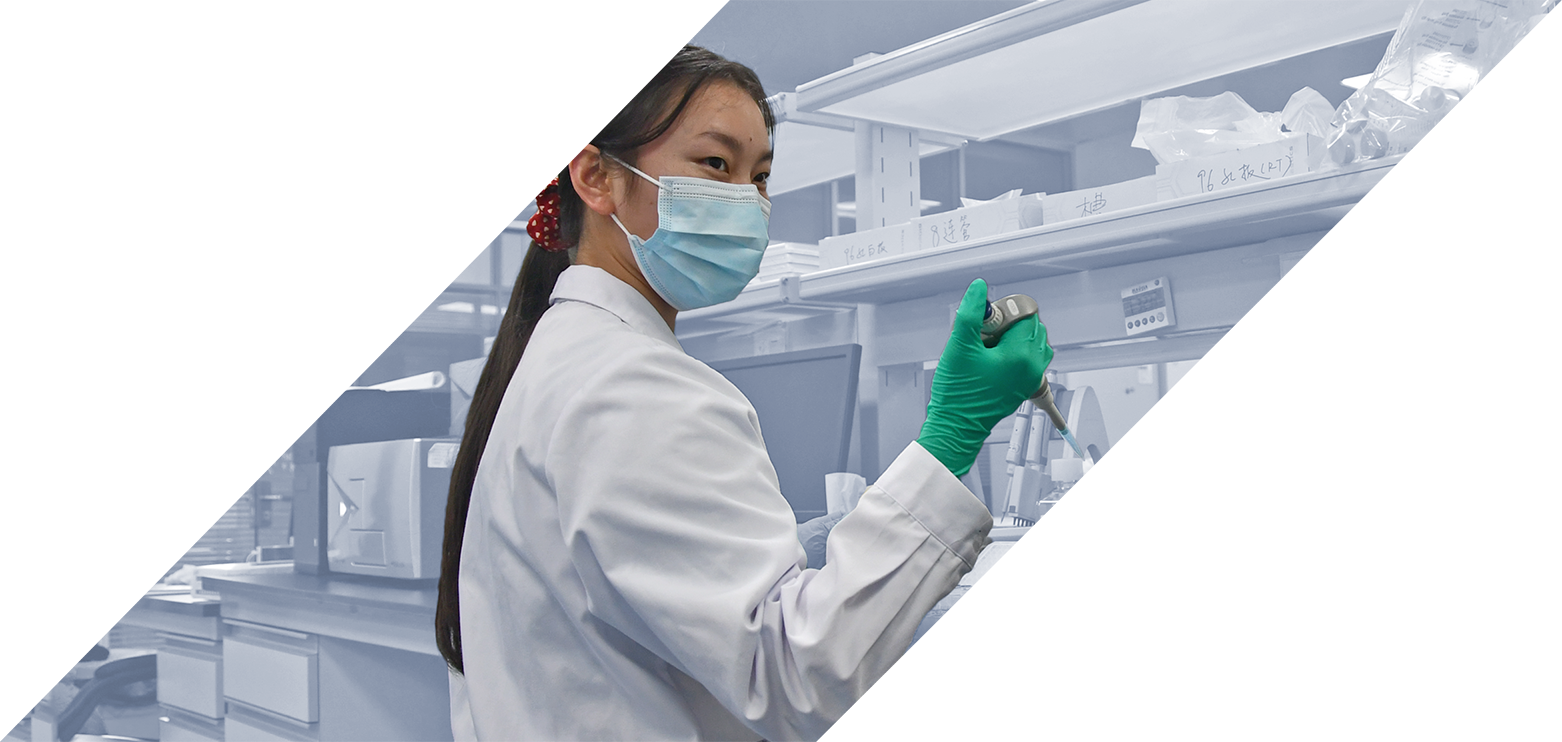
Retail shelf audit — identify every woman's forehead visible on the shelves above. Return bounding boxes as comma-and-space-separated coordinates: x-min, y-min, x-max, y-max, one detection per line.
670, 82, 768, 144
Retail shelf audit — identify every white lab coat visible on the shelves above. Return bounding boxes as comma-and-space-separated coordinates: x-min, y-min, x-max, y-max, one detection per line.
449, 265, 992, 741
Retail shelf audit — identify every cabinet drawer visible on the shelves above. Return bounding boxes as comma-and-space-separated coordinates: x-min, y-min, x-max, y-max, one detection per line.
222, 620, 319, 724
29, 712, 58, 742
160, 721, 224, 742
224, 700, 319, 742
158, 634, 223, 719
159, 705, 225, 742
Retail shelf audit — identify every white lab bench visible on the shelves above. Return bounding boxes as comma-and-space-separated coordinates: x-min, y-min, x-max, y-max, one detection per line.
118, 566, 452, 742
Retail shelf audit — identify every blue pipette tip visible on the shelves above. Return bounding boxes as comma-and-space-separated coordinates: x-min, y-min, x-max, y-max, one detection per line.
1062, 431, 1087, 459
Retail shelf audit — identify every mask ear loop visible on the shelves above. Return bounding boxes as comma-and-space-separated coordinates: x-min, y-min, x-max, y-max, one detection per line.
602, 152, 662, 245
603, 152, 662, 189
609, 213, 637, 244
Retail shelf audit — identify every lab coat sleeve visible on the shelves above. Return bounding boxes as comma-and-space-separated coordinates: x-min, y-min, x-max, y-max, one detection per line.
546, 343, 992, 741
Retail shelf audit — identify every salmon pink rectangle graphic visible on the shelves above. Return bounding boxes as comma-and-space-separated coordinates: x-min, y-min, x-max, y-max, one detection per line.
415, 0, 587, 145
374, 0, 546, 189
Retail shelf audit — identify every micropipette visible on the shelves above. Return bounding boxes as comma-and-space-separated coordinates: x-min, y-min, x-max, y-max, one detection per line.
980, 294, 1092, 464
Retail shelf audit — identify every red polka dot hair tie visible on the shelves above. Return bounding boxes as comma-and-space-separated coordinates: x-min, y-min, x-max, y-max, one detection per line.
527, 146, 571, 254
526, 178, 567, 252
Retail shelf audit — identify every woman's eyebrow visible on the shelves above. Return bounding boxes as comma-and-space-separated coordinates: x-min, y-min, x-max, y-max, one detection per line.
699, 130, 773, 165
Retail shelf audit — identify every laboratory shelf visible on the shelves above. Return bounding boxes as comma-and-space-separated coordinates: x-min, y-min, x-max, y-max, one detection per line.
679, 155, 1400, 334
795, 0, 1406, 141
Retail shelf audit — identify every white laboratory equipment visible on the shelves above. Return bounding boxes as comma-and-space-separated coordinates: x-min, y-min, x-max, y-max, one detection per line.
905, 382, 1112, 742
324, 437, 460, 580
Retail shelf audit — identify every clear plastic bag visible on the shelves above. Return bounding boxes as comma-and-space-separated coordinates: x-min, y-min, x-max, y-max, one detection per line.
959, 188, 1021, 208
1280, 87, 1338, 140
1131, 91, 1287, 165
1131, 88, 1337, 166
1327, 0, 1556, 165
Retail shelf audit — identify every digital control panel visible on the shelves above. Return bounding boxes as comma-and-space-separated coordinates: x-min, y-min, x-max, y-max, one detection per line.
1121, 276, 1176, 336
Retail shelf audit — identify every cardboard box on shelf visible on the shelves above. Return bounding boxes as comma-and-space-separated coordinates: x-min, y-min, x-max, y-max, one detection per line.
817, 221, 920, 270
1155, 133, 1325, 200
1040, 175, 1159, 225
911, 192, 1045, 251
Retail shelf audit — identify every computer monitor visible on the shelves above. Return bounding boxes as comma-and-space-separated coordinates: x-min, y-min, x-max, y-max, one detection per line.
708, 344, 861, 522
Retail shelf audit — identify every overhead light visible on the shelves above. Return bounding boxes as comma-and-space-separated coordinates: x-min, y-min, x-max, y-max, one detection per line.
1340, 73, 1373, 90
437, 301, 476, 314
834, 199, 942, 217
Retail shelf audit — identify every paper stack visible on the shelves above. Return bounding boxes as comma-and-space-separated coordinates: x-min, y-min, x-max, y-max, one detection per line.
755, 242, 821, 281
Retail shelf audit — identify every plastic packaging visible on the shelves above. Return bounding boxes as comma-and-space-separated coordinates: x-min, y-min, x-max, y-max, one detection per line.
1132, 87, 1339, 169
1131, 91, 1286, 165
1280, 87, 1338, 140
1328, 0, 1556, 166
959, 188, 1021, 208
824, 471, 866, 516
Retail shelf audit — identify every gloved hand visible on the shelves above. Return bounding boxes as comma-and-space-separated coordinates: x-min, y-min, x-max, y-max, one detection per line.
917, 279, 1054, 477
797, 511, 846, 570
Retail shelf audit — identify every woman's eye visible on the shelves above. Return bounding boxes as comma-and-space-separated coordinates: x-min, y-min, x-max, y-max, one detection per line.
754, 171, 770, 185
703, 157, 728, 172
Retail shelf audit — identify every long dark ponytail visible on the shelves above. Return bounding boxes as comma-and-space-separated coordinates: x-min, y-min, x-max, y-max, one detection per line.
436, 45, 774, 673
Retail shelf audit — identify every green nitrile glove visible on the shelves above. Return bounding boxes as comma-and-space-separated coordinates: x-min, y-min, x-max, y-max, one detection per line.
917, 279, 1054, 477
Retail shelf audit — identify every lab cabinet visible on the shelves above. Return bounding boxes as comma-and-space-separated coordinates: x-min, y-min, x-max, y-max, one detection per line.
223, 701, 318, 742
99, 565, 454, 741
201, 571, 455, 742
157, 634, 225, 719
160, 705, 228, 742
222, 621, 321, 725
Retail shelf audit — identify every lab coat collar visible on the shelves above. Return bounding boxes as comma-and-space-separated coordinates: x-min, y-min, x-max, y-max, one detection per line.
550, 265, 684, 351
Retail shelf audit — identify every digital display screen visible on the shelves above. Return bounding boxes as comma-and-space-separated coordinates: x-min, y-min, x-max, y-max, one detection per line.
1122, 288, 1166, 315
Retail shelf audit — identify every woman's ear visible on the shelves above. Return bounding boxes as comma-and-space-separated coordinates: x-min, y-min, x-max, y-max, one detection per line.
569, 146, 617, 217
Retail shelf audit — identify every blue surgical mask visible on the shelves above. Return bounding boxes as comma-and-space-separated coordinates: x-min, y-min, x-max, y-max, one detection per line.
606, 154, 771, 312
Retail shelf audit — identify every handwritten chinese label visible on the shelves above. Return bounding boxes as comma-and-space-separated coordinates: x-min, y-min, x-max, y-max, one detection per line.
841, 240, 893, 263
925, 215, 972, 248
1074, 192, 1110, 218
1195, 152, 1295, 193
1041, 178, 1154, 225
1154, 135, 1320, 201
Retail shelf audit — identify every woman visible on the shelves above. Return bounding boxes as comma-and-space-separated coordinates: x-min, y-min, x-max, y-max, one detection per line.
437, 45, 1053, 741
